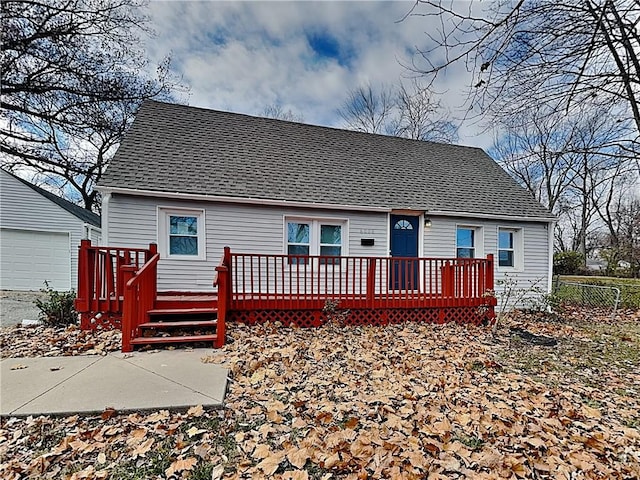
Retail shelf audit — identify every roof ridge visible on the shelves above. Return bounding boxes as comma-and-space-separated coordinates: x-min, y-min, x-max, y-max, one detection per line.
142, 99, 485, 153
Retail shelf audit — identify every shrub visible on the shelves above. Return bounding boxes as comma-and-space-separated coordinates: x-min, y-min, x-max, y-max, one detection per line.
35, 282, 78, 326
553, 251, 584, 275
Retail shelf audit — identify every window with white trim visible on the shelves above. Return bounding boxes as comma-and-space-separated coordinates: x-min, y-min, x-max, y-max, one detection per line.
158, 208, 206, 260
285, 218, 346, 264
456, 226, 477, 258
498, 227, 522, 269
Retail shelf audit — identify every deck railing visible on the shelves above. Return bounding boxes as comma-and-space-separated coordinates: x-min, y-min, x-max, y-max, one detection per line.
121, 246, 159, 352
76, 239, 155, 328
227, 251, 495, 310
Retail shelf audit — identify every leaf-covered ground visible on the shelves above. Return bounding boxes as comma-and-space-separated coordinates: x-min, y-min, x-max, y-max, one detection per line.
1, 308, 639, 479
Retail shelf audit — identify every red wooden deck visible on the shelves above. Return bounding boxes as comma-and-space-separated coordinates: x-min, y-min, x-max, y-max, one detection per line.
75, 242, 496, 351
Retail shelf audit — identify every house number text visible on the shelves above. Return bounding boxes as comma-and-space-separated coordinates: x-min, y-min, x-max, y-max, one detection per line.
359, 229, 374, 235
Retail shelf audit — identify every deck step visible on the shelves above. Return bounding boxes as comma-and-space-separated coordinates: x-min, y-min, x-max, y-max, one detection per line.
138, 320, 217, 329
147, 307, 217, 316
130, 334, 219, 345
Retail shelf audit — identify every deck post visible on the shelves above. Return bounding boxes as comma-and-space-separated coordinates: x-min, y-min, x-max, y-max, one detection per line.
223, 246, 232, 306
148, 243, 158, 300
486, 254, 495, 292
121, 265, 137, 353
215, 264, 228, 348
76, 239, 91, 326
366, 258, 376, 308
442, 261, 454, 297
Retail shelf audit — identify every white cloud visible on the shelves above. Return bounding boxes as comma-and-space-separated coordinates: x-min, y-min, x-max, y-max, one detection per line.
144, 0, 493, 148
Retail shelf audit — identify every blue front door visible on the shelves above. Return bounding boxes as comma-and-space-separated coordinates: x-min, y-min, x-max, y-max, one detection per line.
390, 215, 419, 290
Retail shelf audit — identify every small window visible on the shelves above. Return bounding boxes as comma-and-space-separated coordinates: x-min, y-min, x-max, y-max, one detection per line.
320, 224, 342, 265
394, 219, 413, 230
169, 215, 199, 255
456, 227, 475, 258
287, 222, 310, 264
158, 208, 205, 260
499, 228, 516, 267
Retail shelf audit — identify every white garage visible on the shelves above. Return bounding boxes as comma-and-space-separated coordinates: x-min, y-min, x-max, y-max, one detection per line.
0, 228, 71, 291
0, 169, 101, 292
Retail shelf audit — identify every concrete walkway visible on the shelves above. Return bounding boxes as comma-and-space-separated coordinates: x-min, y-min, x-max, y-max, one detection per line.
1, 349, 228, 417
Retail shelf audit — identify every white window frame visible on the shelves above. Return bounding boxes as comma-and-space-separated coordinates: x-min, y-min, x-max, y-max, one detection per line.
455, 224, 484, 258
284, 216, 349, 264
497, 227, 524, 271
158, 207, 206, 260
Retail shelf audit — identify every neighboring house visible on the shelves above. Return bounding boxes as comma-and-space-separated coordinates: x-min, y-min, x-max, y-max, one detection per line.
0, 169, 101, 291
96, 100, 555, 297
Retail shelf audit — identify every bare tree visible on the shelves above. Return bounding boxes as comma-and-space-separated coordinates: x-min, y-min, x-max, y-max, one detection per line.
408, 0, 640, 153
338, 81, 458, 142
491, 108, 580, 215
392, 81, 458, 142
262, 104, 304, 123
491, 105, 634, 261
595, 177, 640, 275
338, 82, 395, 134
1, 0, 183, 211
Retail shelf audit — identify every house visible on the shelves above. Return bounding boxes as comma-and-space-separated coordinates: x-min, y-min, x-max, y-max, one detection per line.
78, 100, 554, 350
0, 169, 101, 291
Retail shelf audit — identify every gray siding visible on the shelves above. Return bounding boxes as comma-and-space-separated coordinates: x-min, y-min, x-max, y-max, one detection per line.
424, 215, 551, 308
106, 194, 551, 300
0, 170, 93, 290
107, 194, 388, 291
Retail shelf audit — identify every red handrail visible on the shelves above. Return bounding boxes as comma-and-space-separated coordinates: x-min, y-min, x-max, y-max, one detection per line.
121, 247, 160, 352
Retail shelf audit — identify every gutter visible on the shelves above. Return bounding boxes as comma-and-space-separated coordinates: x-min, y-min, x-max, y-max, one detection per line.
425, 210, 557, 223
96, 186, 392, 213
96, 186, 557, 222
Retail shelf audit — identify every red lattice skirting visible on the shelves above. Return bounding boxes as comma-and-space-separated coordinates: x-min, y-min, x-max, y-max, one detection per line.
228, 306, 491, 328
80, 312, 122, 331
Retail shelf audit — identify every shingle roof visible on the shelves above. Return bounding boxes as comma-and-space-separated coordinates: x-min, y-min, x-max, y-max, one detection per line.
99, 100, 552, 219
3, 169, 101, 227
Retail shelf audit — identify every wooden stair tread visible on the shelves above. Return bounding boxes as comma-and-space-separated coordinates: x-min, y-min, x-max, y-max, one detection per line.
138, 320, 217, 328
147, 307, 217, 315
130, 334, 218, 345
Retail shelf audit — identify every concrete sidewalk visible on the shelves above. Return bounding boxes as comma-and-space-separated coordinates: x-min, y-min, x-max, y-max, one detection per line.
0, 349, 228, 417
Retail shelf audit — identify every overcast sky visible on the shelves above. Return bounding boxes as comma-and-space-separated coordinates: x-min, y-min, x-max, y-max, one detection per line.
145, 1, 492, 149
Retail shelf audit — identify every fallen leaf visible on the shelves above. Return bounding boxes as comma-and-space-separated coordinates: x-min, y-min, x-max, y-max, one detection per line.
131, 438, 154, 457
101, 407, 117, 420
187, 404, 204, 417
257, 452, 284, 475
286, 446, 310, 469
165, 457, 197, 476
187, 426, 207, 438
210, 464, 225, 480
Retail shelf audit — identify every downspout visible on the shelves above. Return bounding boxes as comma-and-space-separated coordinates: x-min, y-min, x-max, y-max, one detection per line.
102, 192, 111, 246
547, 220, 555, 294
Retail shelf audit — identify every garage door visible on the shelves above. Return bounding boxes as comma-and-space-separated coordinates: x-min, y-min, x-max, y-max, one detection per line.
0, 228, 71, 291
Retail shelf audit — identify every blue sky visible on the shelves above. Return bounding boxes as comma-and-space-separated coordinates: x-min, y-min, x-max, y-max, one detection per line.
145, 1, 490, 148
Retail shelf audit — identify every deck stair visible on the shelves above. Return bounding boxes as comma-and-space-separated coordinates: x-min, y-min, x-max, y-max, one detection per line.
130, 306, 220, 348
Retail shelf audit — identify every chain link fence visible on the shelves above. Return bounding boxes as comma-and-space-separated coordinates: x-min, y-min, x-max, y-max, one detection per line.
553, 280, 621, 320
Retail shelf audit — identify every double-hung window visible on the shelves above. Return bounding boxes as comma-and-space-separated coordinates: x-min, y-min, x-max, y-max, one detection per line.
286, 218, 346, 264
287, 222, 311, 264
319, 224, 342, 264
158, 208, 206, 260
456, 227, 476, 258
498, 227, 522, 269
